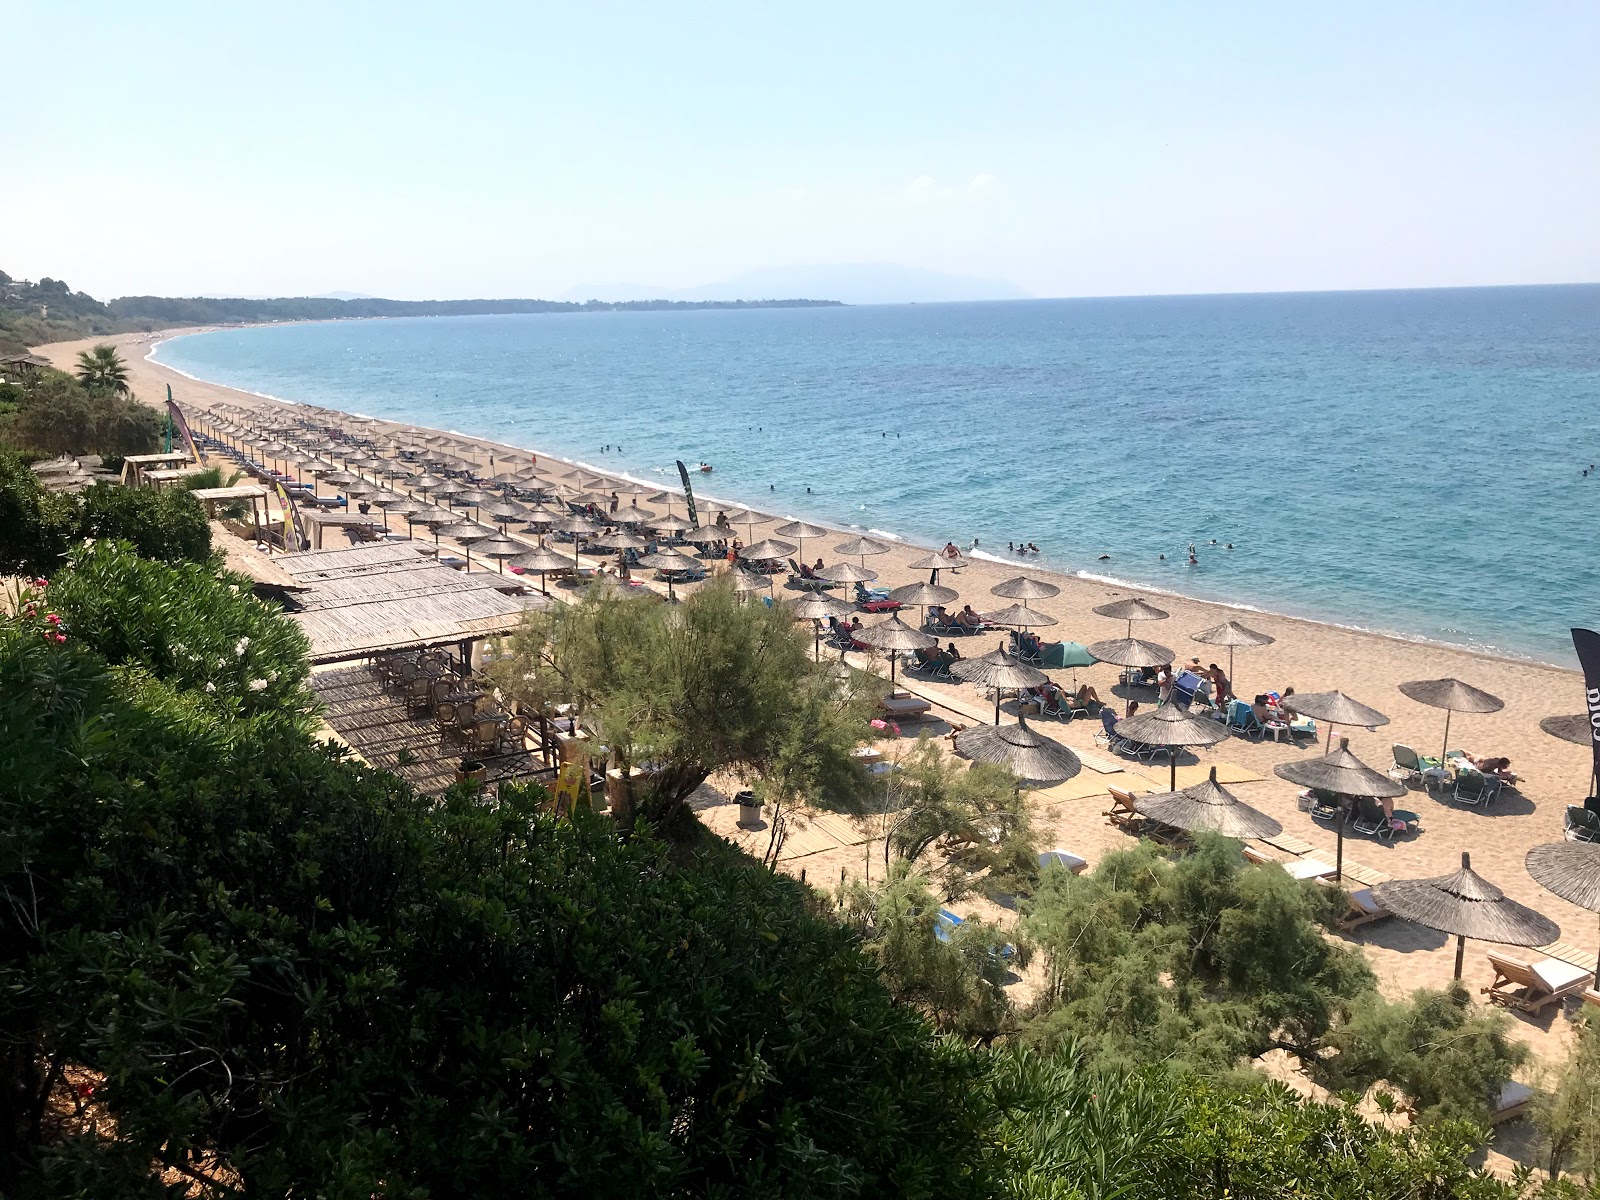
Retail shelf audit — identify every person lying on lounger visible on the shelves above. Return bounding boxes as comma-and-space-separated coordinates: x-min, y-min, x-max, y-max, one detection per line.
956, 605, 983, 630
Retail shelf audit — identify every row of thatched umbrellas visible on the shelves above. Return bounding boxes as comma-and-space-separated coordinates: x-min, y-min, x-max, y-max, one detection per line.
203, 406, 1600, 986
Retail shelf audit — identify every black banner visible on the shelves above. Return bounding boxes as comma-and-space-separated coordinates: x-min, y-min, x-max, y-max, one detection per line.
676, 460, 699, 529
1572, 628, 1600, 788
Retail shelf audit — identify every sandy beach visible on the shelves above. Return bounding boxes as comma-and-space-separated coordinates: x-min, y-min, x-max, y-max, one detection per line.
37, 329, 1599, 1076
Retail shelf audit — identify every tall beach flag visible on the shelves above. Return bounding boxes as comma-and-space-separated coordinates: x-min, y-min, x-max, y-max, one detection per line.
1572, 628, 1600, 792
676, 460, 700, 528
166, 386, 201, 463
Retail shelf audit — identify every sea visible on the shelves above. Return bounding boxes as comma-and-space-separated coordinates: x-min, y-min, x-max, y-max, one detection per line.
152, 285, 1600, 668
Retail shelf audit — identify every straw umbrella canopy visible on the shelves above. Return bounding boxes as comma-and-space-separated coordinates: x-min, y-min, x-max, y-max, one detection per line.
1133, 766, 1283, 840
1376, 852, 1561, 980
950, 648, 1048, 723
719, 508, 770, 540
651, 514, 693, 537
1397, 678, 1505, 763
896, 552, 957, 587
1526, 840, 1600, 977
852, 613, 936, 688
1191, 620, 1276, 684
992, 576, 1061, 601
1093, 596, 1170, 638
551, 512, 605, 569
1542, 714, 1593, 747
834, 536, 891, 567
438, 522, 495, 569
483, 500, 528, 527
816, 561, 879, 585
1273, 740, 1406, 881
786, 592, 857, 660
774, 520, 829, 561
730, 569, 775, 602
1085, 637, 1175, 670
889, 580, 959, 629
473, 535, 525, 573
614, 503, 657, 525
589, 528, 648, 575
954, 717, 1081, 784
635, 546, 703, 601
740, 538, 797, 563
1281, 690, 1389, 751
507, 546, 572, 594
1117, 702, 1232, 790
411, 505, 460, 544
983, 603, 1059, 630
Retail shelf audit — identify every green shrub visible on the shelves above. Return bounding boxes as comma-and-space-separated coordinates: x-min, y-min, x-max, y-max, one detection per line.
76, 481, 210, 563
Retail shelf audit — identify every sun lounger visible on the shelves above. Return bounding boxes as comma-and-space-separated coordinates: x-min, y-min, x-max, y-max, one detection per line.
1482, 952, 1595, 1014
1225, 699, 1264, 739
878, 693, 933, 721
1493, 1081, 1534, 1125
1104, 785, 1142, 831
1337, 887, 1392, 931
1039, 850, 1088, 874
1389, 743, 1445, 789
1564, 805, 1600, 842
1452, 768, 1501, 807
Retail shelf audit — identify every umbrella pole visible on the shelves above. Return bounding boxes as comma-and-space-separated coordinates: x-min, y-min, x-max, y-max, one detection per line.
1453, 934, 1465, 981
1335, 816, 1345, 883
1170, 754, 1177, 792
1440, 709, 1452, 765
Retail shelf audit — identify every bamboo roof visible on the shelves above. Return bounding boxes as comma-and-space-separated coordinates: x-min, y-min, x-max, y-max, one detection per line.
272, 543, 545, 662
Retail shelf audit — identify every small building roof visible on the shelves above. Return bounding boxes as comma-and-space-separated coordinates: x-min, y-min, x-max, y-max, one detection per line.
271, 542, 545, 662
190, 484, 271, 502
122, 452, 193, 465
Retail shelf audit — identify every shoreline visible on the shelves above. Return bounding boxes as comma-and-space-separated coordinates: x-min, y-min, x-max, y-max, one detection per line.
139, 325, 1579, 677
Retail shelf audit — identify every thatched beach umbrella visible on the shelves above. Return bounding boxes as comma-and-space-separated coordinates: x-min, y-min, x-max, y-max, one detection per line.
1273, 739, 1406, 881
1117, 702, 1231, 790
740, 538, 797, 564
1191, 620, 1276, 685
680, 524, 727, 545
954, 717, 1081, 784
852, 613, 936, 688
786, 592, 856, 660
551, 512, 605, 570
1282, 690, 1389, 753
1398, 678, 1505, 764
651, 514, 693, 537
439, 521, 495, 569
473, 535, 524, 574
1093, 596, 1170, 639
774, 520, 829, 561
589, 528, 648, 576
1526, 840, 1600, 978
508, 546, 572, 595
1376, 852, 1561, 980
1134, 766, 1283, 840
950, 648, 1048, 723
635, 546, 703, 601
816, 561, 879, 585
889, 580, 959, 629
1541, 714, 1593, 747
1085, 637, 1175, 670
907, 551, 966, 583
730, 568, 775, 603
834, 536, 891, 567
992, 575, 1061, 601
983, 603, 1058, 630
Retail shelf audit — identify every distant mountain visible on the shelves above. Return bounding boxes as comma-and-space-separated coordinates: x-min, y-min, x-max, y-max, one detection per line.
564, 263, 1031, 306
314, 291, 378, 301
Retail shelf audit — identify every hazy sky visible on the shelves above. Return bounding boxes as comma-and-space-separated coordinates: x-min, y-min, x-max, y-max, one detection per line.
6, 2, 1598, 301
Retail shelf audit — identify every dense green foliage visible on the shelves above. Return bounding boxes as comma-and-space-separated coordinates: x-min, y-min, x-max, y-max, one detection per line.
0, 274, 154, 357
838, 862, 1020, 1041
0, 454, 210, 576
487, 580, 879, 829
71, 344, 130, 395
1, 558, 990, 1198
1538, 1012, 1600, 1181
0, 369, 160, 459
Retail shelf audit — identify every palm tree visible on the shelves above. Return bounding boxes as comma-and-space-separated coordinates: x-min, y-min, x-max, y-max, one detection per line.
74, 344, 131, 396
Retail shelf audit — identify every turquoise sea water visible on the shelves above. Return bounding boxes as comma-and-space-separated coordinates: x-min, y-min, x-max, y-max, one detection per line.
153, 287, 1600, 666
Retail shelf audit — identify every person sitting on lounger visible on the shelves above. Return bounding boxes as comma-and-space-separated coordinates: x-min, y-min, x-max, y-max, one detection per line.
799, 561, 819, 579
1466, 754, 1519, 786
1251, 694, 1272, 725
1015, 630, 1041, 657
956, 605, 982, 631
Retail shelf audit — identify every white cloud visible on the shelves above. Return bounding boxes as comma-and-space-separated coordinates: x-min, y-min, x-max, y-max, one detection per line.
968, 172, 995, 192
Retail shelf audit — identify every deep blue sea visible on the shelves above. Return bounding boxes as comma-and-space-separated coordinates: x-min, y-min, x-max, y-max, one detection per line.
153, 287, 1600, 666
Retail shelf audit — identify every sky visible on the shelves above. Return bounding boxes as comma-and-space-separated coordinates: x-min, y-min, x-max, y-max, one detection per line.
5, 2, 1598, 302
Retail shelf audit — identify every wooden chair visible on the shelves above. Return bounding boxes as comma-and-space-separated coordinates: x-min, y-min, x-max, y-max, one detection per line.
1482, 952, 1594, 1014
498, 715, 529, 754
466, 717, 502, 755
1104, 786, 1143, 831
404, 677, 434, 715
